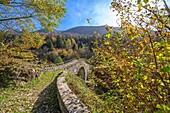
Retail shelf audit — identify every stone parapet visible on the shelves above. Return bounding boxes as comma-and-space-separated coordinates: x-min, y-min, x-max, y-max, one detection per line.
56, 71, 90, 113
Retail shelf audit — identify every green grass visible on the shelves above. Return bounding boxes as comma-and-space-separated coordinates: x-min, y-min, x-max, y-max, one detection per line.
0, 70, 62, 113
65, 72, 105, 113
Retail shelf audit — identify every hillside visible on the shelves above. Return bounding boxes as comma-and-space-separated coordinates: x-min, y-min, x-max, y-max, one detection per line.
62, 25, 119, 36
36, 29, 62, 34
36, 26, 120, 36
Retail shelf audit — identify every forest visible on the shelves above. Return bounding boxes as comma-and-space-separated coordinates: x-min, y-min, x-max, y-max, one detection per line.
0, 0, 170, 112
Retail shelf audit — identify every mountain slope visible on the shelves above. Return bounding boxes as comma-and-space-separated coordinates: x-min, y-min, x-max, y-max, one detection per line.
62, 26, 119, 36
36, 29, 62, 34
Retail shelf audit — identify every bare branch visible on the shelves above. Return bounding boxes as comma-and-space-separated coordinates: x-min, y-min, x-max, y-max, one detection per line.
1, 23, 20, 33
162, 0, 170, 14
145, 8, 170, 30
0, 15, 34, 22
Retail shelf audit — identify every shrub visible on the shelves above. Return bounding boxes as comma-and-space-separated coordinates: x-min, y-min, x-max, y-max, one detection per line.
90, 0, 170, 112
54, 56, 63, 64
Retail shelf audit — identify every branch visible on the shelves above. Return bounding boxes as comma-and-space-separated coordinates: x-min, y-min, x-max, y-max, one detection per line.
9, 1, 31, 7
146, 8, 170, 30
0, 15, 34, 22
1, 23, 20, 33
9, 1, 24, 5
162, 0, 170, 14
148, 34, 158, 69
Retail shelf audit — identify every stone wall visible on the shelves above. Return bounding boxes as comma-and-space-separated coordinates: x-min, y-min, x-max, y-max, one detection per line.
56, 71, 90, 113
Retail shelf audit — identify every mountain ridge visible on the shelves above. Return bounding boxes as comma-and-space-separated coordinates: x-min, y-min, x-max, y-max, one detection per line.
61, 25, 119, 36
37, 25, 120, 36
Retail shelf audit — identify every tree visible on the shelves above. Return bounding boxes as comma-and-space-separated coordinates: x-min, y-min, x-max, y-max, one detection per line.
91, 0, 170, 112
55, 56, 63, 64
0, 0, 66, 87
46, 51, 58, 63
56, 35, 65, 48
46, 35, 55, 51
20, 31, 45, 49
65, 38, 72, 49
0, 0, 66, 32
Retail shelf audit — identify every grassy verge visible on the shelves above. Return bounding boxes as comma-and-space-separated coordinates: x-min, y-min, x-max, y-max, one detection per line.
65, 72, 105, 112
0, 70, 62, 113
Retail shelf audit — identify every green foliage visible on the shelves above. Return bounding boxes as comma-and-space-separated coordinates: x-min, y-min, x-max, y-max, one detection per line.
46, 51, 58, 63
56, 35, 65, 48
105, 32, 111, 38
38, 34, 94, 61
143, 0, 149, 4
137, 0, 149, 4
55, 56, 63, 64
65, 71, 105, 112
137, 0, 141, 4
65, 38, 72, 49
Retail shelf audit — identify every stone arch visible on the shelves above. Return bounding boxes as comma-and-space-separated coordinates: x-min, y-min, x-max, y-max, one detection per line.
77, 66, 88, 82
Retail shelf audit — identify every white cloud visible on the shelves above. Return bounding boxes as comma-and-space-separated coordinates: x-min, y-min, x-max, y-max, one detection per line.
92, 0, 120, 27
75, 0, 120, 27
82, 0, 118, 26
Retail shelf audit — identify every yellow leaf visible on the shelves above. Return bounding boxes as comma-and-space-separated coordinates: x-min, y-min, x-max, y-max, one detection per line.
129, 25, 134, 30
139, 50, 143, 54
143, 75, 148, 80
159, 53, 163, 57
110, 57, 116, 61
167, 46, 170, 50
138, 3, 142, 9
127, 30, 131, 35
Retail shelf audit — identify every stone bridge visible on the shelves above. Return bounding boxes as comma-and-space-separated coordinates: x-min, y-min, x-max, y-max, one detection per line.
44, 59, 90, 82
64, 59, 90, 82
47, 59, 91, 113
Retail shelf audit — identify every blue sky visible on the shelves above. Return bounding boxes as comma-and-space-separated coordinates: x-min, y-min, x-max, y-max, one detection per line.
57, 0, 170, 31
57, 0, 119, 30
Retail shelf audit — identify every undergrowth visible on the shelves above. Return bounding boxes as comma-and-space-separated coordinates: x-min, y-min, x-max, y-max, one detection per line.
0, 70, 61, 113
65, 71, 105, 112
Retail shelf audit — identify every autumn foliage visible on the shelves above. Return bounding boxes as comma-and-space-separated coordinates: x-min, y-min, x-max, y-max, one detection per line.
91, 0, 170, 112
